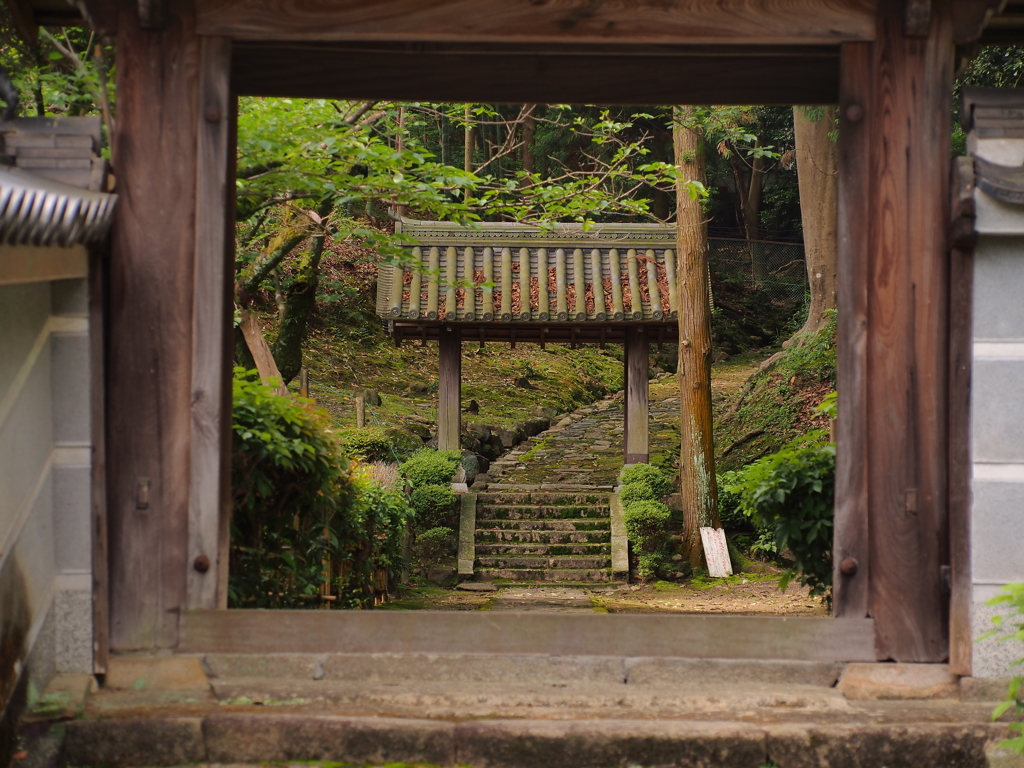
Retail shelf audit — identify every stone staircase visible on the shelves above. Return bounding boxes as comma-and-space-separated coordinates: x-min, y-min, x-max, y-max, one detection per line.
472, 490, 619, 584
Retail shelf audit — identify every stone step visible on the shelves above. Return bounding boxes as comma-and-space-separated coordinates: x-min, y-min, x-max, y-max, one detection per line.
479, 504, 610, 520
475, 543, 611, 556
475, 528, 610, 544
477, 492, 611, 505
477, 567, 612, 582
476, 555, 612, 569
476, 518, 611, 532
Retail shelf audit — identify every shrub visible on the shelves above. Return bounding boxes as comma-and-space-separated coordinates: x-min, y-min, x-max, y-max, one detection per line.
623, 500, 672, 554
636, 552, 666, 580
983, 584, 1024, 753
229, 368, 413, 610
620, 480, 663, 507
619, 463, 672, 497
413, 526, 456, 569
410, 483, 457, 530
400, 449, 461, 488
337, 427, 394, 463
737, 431, 835, 602
717, 470, 749, 530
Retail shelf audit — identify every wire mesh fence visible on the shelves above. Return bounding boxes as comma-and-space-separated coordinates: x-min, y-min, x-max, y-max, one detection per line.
708, 238, 808, 306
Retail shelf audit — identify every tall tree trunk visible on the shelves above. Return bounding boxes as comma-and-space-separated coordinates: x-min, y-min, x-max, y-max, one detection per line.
521, 104, 536, 174
792, 106, 839, 340
464, 105, 475, 173
440, 111, 452, 167
272, 231, 327, 384
743, 145, 767, 281
673, 106, 720, 569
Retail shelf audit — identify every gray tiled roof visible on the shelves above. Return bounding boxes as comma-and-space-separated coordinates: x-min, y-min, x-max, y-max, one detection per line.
0, 167, 116, 246
377, 218, 678, 324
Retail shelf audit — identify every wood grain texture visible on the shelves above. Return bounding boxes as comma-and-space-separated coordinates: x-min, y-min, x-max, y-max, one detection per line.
863, 0, 952, 662
187, 36, 232, 611
179, 609, 877, 661
624, 327, 648, 464
438, 327, 461, 452
833, 42, 871, 620
107, 0, 199, 650
230, 42, 841, 106
88, 244, 109, 674
947, 157, 976, 676
197, 0, 879, 45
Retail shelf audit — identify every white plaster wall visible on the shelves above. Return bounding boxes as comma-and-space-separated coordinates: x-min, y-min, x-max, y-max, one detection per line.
0, 273, 94, 729
969, 134, 1024, 677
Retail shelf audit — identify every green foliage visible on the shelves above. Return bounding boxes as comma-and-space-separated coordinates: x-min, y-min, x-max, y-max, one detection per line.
400, 449, 462, 488
736, 432, 835, 603
716, 470, 748, 530
619, 480, 664, 507
984, 584, 1024, 753
619, 463, 672, 497
409, 484, 457, 531
623, 500, 672, 555
637, 552, 667, 580
229, 368, 412, 609
412, 526, 456, 569
336, 427, 394, 463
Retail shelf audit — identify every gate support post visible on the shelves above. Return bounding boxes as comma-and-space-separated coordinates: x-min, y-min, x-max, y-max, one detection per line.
438, 326, 462, 452
835, 2, 953, 662
624, 326, 649, 465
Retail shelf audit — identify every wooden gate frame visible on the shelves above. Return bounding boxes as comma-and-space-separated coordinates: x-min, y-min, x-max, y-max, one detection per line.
83, 0, 1005, 667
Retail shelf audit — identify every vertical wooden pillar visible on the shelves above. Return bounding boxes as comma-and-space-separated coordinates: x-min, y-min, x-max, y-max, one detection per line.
188, 35, 233, 611
835, 0, 953, 662
438, 326, 462, 452
107, 1, 200, 649
624, 326, 649, 464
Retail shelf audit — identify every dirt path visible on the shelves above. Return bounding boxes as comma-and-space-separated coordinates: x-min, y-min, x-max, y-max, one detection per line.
391, 575, 828, 615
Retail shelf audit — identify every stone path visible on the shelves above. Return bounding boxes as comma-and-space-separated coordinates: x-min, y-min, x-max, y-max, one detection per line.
488, 373, 682, 486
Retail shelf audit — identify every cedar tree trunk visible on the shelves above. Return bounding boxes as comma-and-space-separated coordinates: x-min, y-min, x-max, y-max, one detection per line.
674, 106, 720, 569
792, 106, 839, 340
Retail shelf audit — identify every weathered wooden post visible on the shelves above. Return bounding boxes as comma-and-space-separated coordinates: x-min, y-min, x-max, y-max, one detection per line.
834, 0, 954, 662
438, 325, 462, 451
355, 396, 366, 428
624, 326, 649, 465
107, 0, 203, 648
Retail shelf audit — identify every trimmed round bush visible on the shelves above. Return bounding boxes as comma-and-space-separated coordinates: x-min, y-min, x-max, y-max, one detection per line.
337, 427, 393, 463
400, 449, 461, 488
619, 463, 672, 497
410, 483, 456, 530
413, 526, 455, 567
623, 499, 672, 554
619, 480, 663, 507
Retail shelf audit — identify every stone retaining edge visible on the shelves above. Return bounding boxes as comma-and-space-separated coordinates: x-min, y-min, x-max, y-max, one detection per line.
62, 715, 1012, 768
609, 489, 629, 580
458, 492, 477, 577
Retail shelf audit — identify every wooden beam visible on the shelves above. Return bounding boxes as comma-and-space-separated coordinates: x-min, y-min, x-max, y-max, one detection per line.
948, 156, 977, 676
197, 0, 879, 45
833, 42, 871, 621
4, 0, 39, 47
88, 245, 109, 675
138, 0, 167, 30
858, 0, 953, 662
106, 0, 200, 650
952, 0, 1008, 44
438, 326, 461, 452
178, 609, 877, 662
624, 327, 648, 465
231, 42, 841, 106
187, 36, 232, 611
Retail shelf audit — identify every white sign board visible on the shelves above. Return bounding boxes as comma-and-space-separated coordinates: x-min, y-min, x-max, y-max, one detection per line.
699, 527, 734, 578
